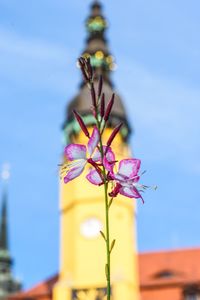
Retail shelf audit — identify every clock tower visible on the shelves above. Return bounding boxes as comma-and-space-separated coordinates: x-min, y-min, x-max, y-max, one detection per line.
53, 1, 140, 299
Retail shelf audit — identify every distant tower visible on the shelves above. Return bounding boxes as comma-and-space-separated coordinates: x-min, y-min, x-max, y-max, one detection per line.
0, 189, 21, 299
54, 1, 139, 300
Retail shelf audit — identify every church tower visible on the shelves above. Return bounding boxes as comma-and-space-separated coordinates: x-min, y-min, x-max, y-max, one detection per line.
53, 1, 139, 299
0, 189, 21, 299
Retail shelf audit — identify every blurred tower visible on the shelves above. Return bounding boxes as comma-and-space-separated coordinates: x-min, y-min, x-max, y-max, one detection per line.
53, 1, 139, 299
0, 189, 21, 299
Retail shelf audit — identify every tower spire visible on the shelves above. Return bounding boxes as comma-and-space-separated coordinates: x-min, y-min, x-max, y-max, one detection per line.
81, 0, 115, 85
0, 166, 21, 298
0, 189, 8, 251
63, 2, 131, 145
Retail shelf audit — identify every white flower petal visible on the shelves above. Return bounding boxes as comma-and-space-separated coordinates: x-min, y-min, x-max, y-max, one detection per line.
118, 159, 141, 178
65, 144, 86, 161
119, 186, 142, 199
64, 161, 86, 183
86, 169, 103, 185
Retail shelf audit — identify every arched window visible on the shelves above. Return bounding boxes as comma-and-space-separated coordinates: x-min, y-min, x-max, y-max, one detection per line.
153, 269, 175, 279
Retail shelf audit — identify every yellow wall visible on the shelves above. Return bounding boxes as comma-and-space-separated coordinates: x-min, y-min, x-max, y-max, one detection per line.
53, 128, 140, 300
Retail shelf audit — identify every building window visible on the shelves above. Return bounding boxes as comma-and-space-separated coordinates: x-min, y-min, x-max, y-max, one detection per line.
72, 287, 111, 300
153, 269, 175, 279
185, 294, 200, 300
183, 285, 200, 300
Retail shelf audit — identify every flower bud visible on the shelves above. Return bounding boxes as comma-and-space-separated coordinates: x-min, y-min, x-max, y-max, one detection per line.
73, 110, 90, 138
100, 93, 105, 118
79, 57, 85, 65
91, 84, 97, 108
106, 123, 123, 147
109, 183, 121, 198
104, 93, 115, 121
98, 75, 103, 98
78, 58, 89, 82
86, 57, 93, 80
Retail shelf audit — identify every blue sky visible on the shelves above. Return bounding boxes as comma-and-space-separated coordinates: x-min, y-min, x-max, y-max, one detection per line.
0, 0, 200, 289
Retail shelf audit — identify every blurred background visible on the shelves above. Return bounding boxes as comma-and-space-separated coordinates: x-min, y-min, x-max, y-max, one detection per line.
0, 0, 200, 290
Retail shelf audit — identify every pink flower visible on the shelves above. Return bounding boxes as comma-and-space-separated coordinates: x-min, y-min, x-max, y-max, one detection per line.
86, 147, 116, 185
87, 157, 145, 201
109, 159, 144, 201
63, 126, 99, 183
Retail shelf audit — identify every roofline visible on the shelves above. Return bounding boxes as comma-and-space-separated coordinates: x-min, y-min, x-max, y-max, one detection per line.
140, 279, 200, 290
139, 246, 200, 256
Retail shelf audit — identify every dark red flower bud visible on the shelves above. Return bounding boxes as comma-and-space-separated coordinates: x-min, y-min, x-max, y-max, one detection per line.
100, 93, 105, 118
98, 75, 103, 98
73, 110, 90, 138
87, 158, 97, 167
104, 93, 115, 121
91, 84, 97, 108
109, 183, 121, 198
106, 123, 123, 147
86, 57, 93, 80
78, 58, 89, 82
79, 57, 85, 65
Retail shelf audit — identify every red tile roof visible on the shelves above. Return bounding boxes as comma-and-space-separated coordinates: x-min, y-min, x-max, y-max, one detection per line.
139, 247, 200, 287
9, 275, 58, 300
9, 248, 200, 300
139, 248, 200, 300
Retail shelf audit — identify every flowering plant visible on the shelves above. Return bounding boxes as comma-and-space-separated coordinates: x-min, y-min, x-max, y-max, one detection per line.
61, 57, 152, 300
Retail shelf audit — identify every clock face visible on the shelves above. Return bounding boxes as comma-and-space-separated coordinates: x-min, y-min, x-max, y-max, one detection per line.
80, 217, 103, 238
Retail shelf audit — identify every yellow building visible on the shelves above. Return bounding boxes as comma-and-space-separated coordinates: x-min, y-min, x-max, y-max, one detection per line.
53, 1, 139, 299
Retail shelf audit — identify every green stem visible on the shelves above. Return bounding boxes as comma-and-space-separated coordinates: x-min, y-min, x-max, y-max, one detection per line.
104, 181, 111, 300
96, 115, 111, 300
